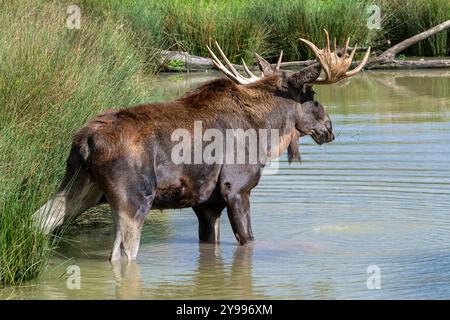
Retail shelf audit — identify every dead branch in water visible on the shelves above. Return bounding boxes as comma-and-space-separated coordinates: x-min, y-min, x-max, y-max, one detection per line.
377, 20, 450, 61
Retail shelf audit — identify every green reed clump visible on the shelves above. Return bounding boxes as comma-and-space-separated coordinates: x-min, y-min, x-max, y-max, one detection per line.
78, 0, 164, 71
0, 0, 156, 287
95, 0, 448, 64
246, 0, 379, 61
158, 0, 270, 63
100, 0, 377, 63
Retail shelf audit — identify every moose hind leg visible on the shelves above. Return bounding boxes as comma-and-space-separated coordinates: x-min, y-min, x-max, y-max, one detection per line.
107, 176, 155, 261
193, 204, 225, 243
110, 208, 146, 261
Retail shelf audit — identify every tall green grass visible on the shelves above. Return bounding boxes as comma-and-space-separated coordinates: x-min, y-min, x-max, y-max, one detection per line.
245, 0, 381, 61
88, 0, 448, 63
0, 0, 156, 287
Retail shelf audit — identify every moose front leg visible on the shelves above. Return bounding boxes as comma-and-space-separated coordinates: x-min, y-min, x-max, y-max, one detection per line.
193, 204, 225, 243
224, 193, 254, 245
219, 165, 261, 245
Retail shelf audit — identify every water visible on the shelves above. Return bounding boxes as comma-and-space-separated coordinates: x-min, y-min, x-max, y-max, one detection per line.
2, 69, 450, 299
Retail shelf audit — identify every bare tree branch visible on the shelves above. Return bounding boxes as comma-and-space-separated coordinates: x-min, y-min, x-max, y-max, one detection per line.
378, 19, 450, 60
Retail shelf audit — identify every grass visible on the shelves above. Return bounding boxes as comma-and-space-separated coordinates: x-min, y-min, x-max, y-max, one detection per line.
0, 0, 156, 287
380, 0, 450, 57
84, 0, 449, 64
0, 0, 448, 288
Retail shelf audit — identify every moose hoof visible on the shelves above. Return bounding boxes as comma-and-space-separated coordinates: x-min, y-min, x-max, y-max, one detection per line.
109, 241, 139, 262
235, 233, 254, 246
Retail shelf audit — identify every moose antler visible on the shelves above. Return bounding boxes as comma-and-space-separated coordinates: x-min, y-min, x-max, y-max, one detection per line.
300, 29, 371, 84
206, 41, 283, 85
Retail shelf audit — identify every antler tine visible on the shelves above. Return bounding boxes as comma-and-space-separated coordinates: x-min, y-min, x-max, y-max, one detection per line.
241, 58, 259, 80
300, 30, 371, 84
348, 44, 357, 62
345, 47, 371, 77
342, 37, 350, 61
206, 42, 262, 85
299, 36, 331, 81
333, 37, 339, 61
324, 29, 330, 52
206, 44, 242, 83
214, 41, 242, 78
275, 50, 283, 71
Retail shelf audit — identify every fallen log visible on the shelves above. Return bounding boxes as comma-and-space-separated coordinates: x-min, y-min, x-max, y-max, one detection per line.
159, 50, 450, 71
158, 50, 214, 71
366, 59, 450, 69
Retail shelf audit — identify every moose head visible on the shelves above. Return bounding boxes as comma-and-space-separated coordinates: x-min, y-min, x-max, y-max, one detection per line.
207, 30, 371, 147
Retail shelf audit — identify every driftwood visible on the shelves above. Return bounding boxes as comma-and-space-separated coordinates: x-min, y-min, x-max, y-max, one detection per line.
159, 50, 253, 72
366, 59, 450, 69
158, 50, 214, 71
159, 20, 450, 72
367, 19, 450, 69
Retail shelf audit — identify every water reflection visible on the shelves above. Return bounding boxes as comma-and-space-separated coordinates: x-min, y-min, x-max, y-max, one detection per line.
142, 243, 263, 300
112, 261, 143, 299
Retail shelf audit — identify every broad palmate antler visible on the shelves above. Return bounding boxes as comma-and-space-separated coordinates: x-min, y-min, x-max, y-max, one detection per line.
299, 29, 371, 84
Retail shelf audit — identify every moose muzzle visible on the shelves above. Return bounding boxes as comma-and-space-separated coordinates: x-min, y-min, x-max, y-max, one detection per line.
311, 118, 334, 145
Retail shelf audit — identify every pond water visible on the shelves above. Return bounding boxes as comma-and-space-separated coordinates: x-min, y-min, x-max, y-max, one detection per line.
2, 69, 450, 299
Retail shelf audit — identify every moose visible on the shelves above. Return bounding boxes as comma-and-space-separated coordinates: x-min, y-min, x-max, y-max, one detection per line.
34, 31, 370, 261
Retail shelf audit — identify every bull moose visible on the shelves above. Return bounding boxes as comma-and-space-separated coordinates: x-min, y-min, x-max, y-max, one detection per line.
34, 31, 370, 261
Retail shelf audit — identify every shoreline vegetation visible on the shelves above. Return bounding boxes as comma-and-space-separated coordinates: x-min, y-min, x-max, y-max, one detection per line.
0, 0, 449, 287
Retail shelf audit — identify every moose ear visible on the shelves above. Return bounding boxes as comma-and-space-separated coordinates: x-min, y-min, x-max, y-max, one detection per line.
255, 53, 274, 76
288, 63, 322, 87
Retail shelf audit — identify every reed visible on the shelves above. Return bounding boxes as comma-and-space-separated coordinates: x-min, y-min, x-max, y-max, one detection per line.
96, 0, 448, 63
0, 0, 155, 286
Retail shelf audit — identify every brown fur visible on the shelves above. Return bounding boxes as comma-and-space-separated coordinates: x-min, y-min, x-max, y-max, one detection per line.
75, 76, 283, 165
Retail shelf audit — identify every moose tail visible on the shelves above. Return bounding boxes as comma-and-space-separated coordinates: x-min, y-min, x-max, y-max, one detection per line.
33, 135, 102, 233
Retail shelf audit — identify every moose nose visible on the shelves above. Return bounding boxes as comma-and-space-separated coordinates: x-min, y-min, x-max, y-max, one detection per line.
325, 118, 333, 131
329, 131, 335, 142
325, 118, 334, 142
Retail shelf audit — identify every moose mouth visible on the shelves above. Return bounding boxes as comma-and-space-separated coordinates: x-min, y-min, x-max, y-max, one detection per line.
311, 131, 326, 145
312, 129, 335, 145
296, 127, 334, 145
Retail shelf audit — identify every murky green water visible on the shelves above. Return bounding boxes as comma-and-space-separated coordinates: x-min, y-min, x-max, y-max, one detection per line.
2, 69, 450, 299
